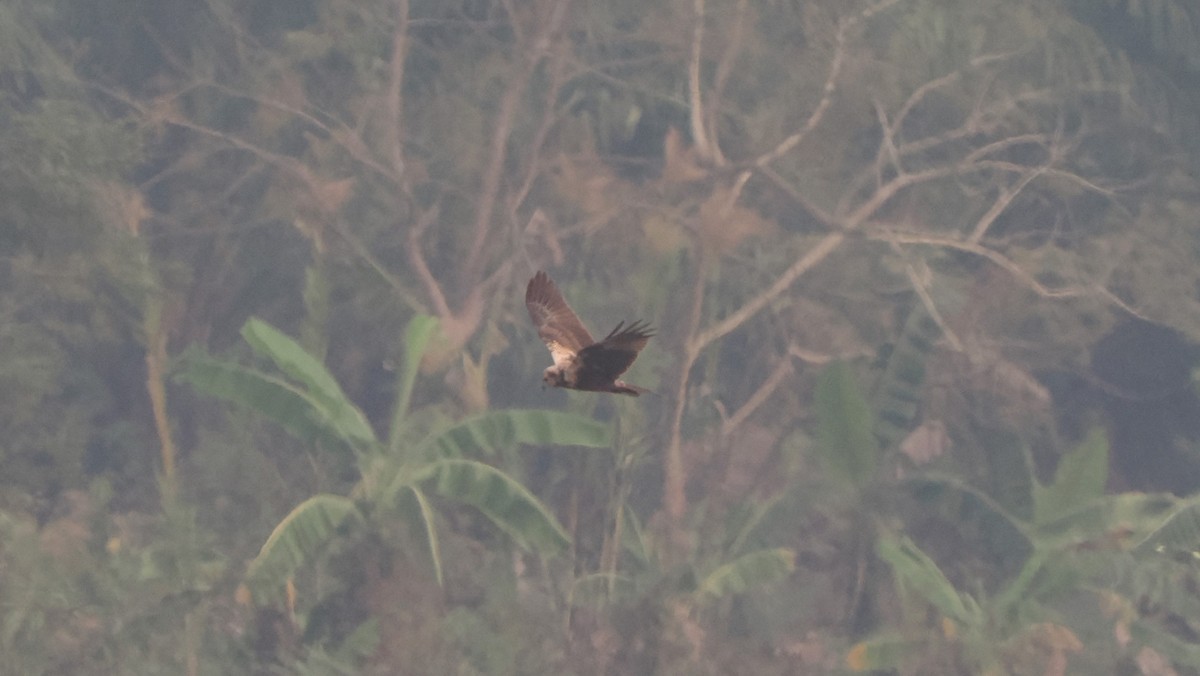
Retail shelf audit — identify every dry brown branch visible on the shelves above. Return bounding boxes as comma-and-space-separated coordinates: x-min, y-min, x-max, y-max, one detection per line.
688, 231, 846, 358
461, 0, 571, 286
758, 165, 836, 227
690, 164, 954, 364
870, 228, 1086, 299
753, 0, 902, 169
386, 0, 411, 179
890, 51, 1021, 135
329, 219, 427, 313
886, 241, 965, 352
688, 0, 718, 164
407, 206, 452, 319
703, 0, 751, 167
206, 82, 396, 181
962, 133, 1052, 164
720, 353, 795, 437
509, 37, 571, 220
1094, 285, 1154, 320
896, 90, 1058, 158
974, 161, 1119, 199
872, 99, 903, 181
665, 255, 711, 522
968, 165, 1046, 243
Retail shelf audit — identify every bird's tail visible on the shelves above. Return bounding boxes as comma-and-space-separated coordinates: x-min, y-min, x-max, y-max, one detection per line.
613, 381, 653, 397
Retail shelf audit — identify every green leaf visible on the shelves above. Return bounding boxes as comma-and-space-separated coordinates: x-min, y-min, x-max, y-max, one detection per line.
1034, 428, 1109, 525
176, 352, 351, 453
815, 361, 879, 489
417, 409, 611, 460
1134, 495, 1200, 556
415, 459, 570, 555
1035, 492, 1177, 551
620, 503, 650, 566
245, 494, 363, 602
877, 535, 975, 626
241, 318, 377, 449
388, 315, 439, 449
873, 304, 942, 449
391, 485, 445, 587
695, 548, 796, 604
989, 551, 1047, 619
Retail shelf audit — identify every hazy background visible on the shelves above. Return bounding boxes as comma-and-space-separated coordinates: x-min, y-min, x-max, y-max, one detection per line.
3, 0, 1200, 673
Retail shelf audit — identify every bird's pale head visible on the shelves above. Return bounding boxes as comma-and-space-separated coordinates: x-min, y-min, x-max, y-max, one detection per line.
543, 365, 568, 388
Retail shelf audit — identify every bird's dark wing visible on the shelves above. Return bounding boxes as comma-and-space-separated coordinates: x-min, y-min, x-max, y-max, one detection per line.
575, 320, 654, 384
525, 271, 595, 368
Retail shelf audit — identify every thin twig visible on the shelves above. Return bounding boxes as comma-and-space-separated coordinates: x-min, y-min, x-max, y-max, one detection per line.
968, 165, 1046, 243
688, 231, 846, 357
688, 0, 715, 162
407, 206, 452, 318
754, 0, 902, 168
330, 219, 427, 313
704, 0, 751, 167
758, 164, 837, 227
386, 0, 411, 179
509, 34, 570, 218
720, 355, 795, 437
869, 228, 1085, 299
462, 0, 571, 286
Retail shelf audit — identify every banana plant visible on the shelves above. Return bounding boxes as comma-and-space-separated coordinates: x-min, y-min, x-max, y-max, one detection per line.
178, 315, 612, 601
811, 358, 1188, 671
849, 427, 1186, 672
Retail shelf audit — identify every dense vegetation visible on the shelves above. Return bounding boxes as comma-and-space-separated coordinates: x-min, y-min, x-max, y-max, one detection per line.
5, 0, 1200, 673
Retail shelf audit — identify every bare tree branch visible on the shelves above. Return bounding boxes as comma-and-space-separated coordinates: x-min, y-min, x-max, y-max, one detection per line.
386, 0, 411, 180
753, 0, 902, 169
688, 0, 718, 164
870, 228, 1086, 299
967, 165, 1046, 243
720, 353, 795, 437
407, 206, 452, 319
687, 231, 846, 358
508, 35, 571, 220
703, 0, 751, 167
461, 0, 571, 287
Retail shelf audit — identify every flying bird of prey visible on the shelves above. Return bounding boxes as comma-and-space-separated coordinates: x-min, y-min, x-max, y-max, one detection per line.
525, 271, 654, 396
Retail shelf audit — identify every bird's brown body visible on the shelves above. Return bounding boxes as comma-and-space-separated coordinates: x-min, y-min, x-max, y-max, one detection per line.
525, 271, 654, 396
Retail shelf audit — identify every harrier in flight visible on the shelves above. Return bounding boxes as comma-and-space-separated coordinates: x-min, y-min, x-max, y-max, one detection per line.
525, 271, 654, 396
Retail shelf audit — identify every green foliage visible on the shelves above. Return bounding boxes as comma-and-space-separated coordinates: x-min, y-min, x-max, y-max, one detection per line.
1033, 491, 1177, 551
694, 548, 796, 606
282, 618, 380, 676
240, 318, 377, 451
869, 535, 1082, 674
388, 314, 439, 448
414, 459, 570, 555
873, 306, 942, 451
7, 0, 1200, 671
177, 351, 360, 457
1033, 428, 1110, 525
1134, 495, 1200, 556
245, 494, 364, 602
877, 535, 979, 628
188, 317, 606, 604
814, 361, 879, 490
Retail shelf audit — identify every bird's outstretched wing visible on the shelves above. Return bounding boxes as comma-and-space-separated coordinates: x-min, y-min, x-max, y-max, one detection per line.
525, 271, 595, 367
575, 320, 655, 385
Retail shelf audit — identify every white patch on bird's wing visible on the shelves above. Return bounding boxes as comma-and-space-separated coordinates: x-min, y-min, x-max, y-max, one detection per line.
546, 340, 576, 369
